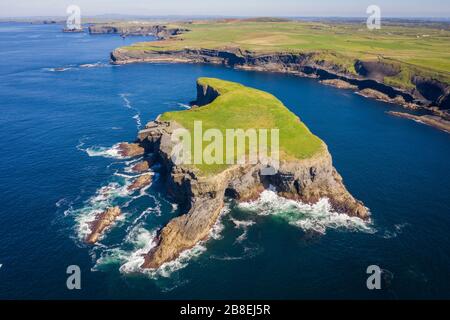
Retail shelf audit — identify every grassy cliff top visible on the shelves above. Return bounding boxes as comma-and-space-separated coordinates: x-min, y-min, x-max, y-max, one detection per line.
159, 77, 324, 175
122, 20, 450, 88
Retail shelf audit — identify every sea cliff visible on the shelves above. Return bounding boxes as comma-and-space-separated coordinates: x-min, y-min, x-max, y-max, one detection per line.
89, 23, 187, 39
132, 78, 368, 269
111, 46, 450, 116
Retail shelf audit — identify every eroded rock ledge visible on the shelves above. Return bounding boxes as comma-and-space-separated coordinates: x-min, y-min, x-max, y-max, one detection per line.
111, 47, 450, 117
133, 80, 369, 269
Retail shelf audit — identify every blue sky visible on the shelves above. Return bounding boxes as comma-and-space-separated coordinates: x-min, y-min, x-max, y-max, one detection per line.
1, 0, 449, 18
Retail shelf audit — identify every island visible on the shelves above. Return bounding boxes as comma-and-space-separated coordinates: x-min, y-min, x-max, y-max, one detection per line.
107, 19, 450, 122
107, 78, 368, 269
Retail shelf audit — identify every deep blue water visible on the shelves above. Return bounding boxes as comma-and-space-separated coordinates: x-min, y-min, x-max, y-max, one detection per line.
1, 23, 450, 299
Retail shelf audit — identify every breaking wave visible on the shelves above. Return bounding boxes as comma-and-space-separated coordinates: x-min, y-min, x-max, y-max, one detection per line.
238, 190, 373, 235
81, 143, 128, 159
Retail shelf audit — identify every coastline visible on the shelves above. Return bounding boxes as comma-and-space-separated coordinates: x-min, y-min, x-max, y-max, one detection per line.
110, 46, 449, 120
387, 111, 450, 133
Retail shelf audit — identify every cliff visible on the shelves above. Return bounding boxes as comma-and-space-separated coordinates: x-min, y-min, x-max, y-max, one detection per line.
88, 23, 187, 39
111, 47, 450, 115
134, 78, 368, 269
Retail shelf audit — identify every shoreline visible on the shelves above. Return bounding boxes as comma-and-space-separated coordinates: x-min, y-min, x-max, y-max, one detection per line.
110, 47, 449, 120
387, 111, 450, 133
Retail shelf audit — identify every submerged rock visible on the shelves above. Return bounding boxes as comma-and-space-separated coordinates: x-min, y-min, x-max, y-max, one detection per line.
85, 207, 121, 244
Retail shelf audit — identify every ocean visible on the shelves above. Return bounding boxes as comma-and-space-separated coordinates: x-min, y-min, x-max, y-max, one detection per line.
0, 22, 449, 299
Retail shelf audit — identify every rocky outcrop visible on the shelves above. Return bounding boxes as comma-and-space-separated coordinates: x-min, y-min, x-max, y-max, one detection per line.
85, 207, 121, 244
117, 142, 145, 158
357, 88, 417, 109
132, 160, 150, 173
134, 80, 368, 269
320, 79, 358, 90
387, 111, 450, 133
110, 47, 450, 115
128, 174, 152, 191
89, 24, 187, 39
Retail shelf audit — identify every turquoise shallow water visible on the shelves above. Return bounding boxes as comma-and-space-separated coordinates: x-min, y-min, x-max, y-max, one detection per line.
0, 22, 450, 299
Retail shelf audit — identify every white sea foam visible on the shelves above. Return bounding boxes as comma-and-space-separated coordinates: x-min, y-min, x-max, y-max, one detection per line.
79, 62, 109, 68
44, 67, 72, 72
229, 217, 255, 243
177, 103, 191, 109
120, 93, 142, 130
84, 143, 128, 159
71, 181, 132, 240
238, 190, 373, 235
381, 222, 410, 239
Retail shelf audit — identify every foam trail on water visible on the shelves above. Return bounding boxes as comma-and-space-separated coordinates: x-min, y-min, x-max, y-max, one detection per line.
120, 93, 142, 130
238, 190, 373, 234
230, 217, 256, 243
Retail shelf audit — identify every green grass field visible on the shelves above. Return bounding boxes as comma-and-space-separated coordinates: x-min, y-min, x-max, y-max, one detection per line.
124, 20, 450, 88
160, 78, 324, 175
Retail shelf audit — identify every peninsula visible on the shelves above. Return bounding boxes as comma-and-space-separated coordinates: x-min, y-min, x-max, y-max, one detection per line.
129, 78, 368, 269
107, 19, 450, 121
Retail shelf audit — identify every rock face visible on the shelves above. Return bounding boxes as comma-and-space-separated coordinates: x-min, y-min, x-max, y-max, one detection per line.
111, 47, 450, 115
136, 80, 368, 269
117, 142, 145, 158
85, 207, 121, 244
128, 174, 152, 191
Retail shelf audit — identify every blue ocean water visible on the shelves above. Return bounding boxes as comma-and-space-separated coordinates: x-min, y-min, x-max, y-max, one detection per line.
0, 22, 449, 299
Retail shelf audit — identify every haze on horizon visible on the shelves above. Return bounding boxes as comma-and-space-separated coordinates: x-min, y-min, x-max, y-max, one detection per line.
1, 0, 449, 18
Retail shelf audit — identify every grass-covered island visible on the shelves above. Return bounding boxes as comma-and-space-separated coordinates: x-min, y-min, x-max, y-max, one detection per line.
159, 77, 323, 174
98, 78, 370, 269
108, 19, 450, 123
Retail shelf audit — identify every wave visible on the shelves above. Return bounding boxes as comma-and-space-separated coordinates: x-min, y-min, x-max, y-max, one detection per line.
380, 222, 410, 239
44, 67, 72, 72
230, 217, 255, 243
82, 143, 128, 159
177, 103, 191, 109
238, 190, 373, 235
70, 181, 132, 240
119, 93, 142, 130
79, 62, 109, 68
116, 206, 228, 278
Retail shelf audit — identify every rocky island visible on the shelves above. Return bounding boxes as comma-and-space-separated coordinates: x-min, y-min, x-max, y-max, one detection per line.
119, 77, 369, 269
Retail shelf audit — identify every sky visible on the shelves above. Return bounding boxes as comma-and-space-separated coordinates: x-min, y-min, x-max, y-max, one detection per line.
0, 0, 449, 18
